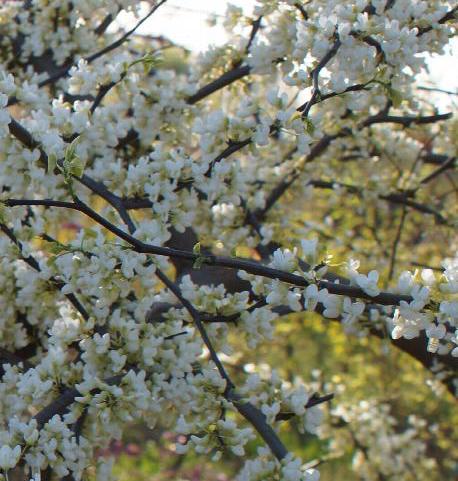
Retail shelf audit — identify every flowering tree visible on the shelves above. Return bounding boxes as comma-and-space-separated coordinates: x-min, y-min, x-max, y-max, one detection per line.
0, 0, 456, 480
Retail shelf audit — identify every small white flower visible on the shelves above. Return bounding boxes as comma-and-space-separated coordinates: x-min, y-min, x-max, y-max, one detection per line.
0, 72, 16, 95
271, 248, 297, 272
266, 280, 284, 305
0, 93, 11, 128
355, 270, 380, 297
391, 324, 404, 340
261, 402, 280, 423
266, 88, 279, 106
342, 298, 365, 325
0, 445, 21, 470
0, 93, 8, 109
303, 284, 320, 311
306, 468, 320, 481
301, 238, 318, 261
425, 323, 446, 340
410, 285, 429, 308
322, 293, 341, 318
421, 269, 436, 286
297, 133, 311, 154
287, 290, 302, 311
254, 123, 270, 146
346, 259, 360, 280
439, 301, 458, 322
397, 271, 415, 294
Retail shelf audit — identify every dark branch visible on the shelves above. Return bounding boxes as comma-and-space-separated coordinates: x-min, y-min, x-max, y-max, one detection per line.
155, 268, 289, 461
34, 375, 123, 429
299, 36, 341, 118
187, 65, 251, 105
416, 6, 458, 36
3, 197, 416, 307
360, 112, 453, 128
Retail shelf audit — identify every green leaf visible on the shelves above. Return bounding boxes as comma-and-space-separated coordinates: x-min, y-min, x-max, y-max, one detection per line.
63, 136, 85, 178
304, 118, 315, 135
193, 242, 201, 255
127, 52, 162, 73
0, 202, 6, 224
68, 155, 85, 178
48, 241, 69, 255
193, 256, 204, 269
64, 136, 80, 164
289, 112, 302, 123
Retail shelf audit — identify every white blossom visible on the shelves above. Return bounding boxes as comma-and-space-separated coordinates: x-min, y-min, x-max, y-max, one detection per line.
0, 445, 21, 470
355, 270, 380, 297
0, 2, 454, 480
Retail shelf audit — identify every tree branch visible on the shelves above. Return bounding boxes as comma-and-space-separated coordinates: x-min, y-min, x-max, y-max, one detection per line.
186, 65, 251, 105
3, 197, 416, 306
299, 36, 341, 118
155, 268, 289, 461
360, 112, 453, 128
416, 6, 458, 36
34, 375, 123, 429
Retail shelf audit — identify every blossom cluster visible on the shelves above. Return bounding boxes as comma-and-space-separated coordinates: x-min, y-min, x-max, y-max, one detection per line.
324, 399, 437, 481
237, 449, 320, 481
0, 0, 456, 480
240, 244, 458, 359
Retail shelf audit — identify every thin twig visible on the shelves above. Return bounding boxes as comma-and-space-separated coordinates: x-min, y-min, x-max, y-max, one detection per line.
245, 16, 263, 54
420, 156, 456, 185
417, 86, 458, 96
299, 36, 342, 118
